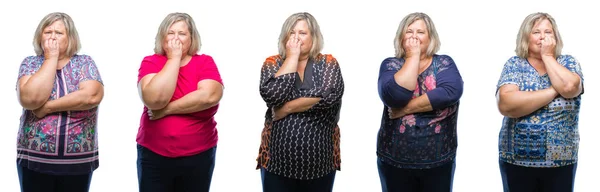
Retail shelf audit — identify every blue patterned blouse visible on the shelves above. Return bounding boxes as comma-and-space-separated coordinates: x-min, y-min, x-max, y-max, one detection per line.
496, 55, 583, 168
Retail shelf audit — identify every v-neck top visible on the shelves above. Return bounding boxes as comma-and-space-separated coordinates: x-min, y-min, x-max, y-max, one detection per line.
16, 55, 103, 175
295, 60, 315, 90
496, 55, 584, 168
256, 53, 344, 180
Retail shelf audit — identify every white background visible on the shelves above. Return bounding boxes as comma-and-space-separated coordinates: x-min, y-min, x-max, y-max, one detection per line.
0, 0, 597, 191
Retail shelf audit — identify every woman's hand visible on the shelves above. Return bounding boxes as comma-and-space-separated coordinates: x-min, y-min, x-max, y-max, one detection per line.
403, 37, 421, 59
388, 107, 408, 119
285, 34, 302, 58
32, 104, 51, 119
272, 106, 290, 121
165, 39, 183, 60
43, 38, 60, 60
540, 35, 556, 58
148, 108, 168, 120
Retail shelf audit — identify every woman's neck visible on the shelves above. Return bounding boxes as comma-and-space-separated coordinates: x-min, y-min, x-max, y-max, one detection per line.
56, 56, 71, 70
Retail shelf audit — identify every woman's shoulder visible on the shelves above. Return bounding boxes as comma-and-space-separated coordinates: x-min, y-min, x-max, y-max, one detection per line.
265, 54, 282, 63
71, 54, 95, 63
194, 53, 213, 59
379, 56, 404, 70
434, 54, 452, 60
144, 53, 166, 60
498, 56, 526, 68
193, 53, 216, 63
316, 53, 339, 65
382, 56, 403, 63
21, 55, 44, 63
557, 54, 576, 62
433, 54, 461, 68
507, 55, 525, 63
137, 54, 167, 66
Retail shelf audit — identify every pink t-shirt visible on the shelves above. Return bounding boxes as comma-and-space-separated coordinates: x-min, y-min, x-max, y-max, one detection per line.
137, 54, 223, 158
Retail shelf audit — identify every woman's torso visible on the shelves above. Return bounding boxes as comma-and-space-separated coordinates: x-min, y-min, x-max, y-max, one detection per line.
262, 54, 342, 180
377, 55, 460, 169
136, 54, 221, 158
498, 55, 582, 168
16, 54, 101, 175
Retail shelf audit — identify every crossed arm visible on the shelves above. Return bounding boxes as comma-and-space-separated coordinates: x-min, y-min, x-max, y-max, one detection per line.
260, 57, 344, 121
19, 77, 104, 118
542, 56, 582, 98
18, 58, 104, 118
496, 84, 557, 118
138, 71, 223, 120
379, 57, 463, 119
496, 56, 582, 118
145, 79, 223, 120
18, 58, 59, 110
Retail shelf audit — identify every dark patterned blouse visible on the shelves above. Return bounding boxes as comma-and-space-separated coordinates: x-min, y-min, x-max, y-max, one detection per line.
256, 53, 344, 180
377, 55, 463, 169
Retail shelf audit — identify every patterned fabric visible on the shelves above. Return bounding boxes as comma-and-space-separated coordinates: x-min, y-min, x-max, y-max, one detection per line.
496, 55, 583, 168
377, 55, 463, 169
16, 55, 103, 175
256, 54, 344, 180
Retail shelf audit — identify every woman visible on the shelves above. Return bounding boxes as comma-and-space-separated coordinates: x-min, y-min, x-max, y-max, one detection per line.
376, 12, 463, 192
15, 12, 104, 192
496, 12, 583, 192
256, 12, 344, 192
136, 12, 224, 192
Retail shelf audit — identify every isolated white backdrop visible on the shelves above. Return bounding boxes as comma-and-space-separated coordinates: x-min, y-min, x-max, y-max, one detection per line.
0, 0, 597, 191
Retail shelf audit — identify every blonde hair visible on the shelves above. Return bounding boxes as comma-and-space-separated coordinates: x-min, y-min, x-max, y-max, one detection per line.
394, 12, 441, 58
154, 12, 202, 55
515, 12, 563, 58
278, 12, 324, 60
33, 12, 81, 57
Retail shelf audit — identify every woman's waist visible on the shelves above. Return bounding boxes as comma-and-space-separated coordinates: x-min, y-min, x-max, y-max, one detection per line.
377, 128, 457, 162
377, 152, 456, 169
137, 139, 217, 158
139, 118, 217, 138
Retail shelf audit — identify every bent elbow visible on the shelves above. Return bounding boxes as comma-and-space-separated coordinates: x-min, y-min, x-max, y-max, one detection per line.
140, 90, 170, 110
143, 98, 169, 110
205, 94, 222, 107
498, 103, 520, 118
86, 95, 103, 107
498, 109, 518, 118
382, 98, 408, 109
259, 87, 276, 100
559, 83, 581, 99
19, 96, 46, 110
448, 93, 463, 105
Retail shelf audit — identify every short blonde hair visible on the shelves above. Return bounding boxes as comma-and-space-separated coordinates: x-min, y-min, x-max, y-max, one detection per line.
515, 12, 563, 58
154, 12, 201, 55
278, 12, 324, 60
394, 12, 441, 58
33, 12, 81, 57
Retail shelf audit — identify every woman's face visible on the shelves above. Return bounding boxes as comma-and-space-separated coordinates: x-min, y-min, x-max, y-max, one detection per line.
528, 19, 555, 56
289, 20, 313, 56
403, 19, 430, 55
164, 21, 192, 55
42, 20, 69, 56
